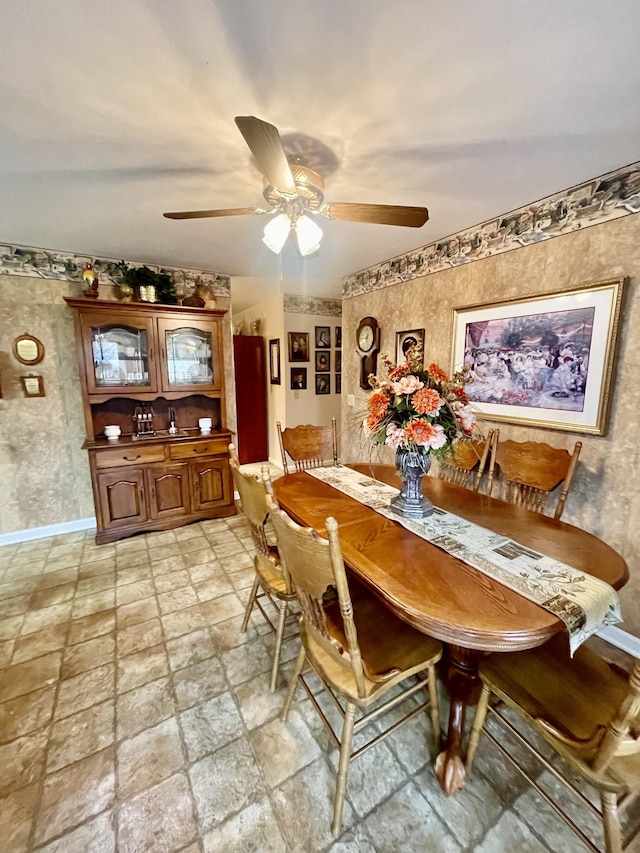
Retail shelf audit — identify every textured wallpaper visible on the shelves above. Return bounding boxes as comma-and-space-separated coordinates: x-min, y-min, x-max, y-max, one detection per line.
341, 214, 640, 634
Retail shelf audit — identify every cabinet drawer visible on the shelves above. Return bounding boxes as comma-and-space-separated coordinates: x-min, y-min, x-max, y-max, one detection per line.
169, 438, 228, 460
94, 444, 167, 469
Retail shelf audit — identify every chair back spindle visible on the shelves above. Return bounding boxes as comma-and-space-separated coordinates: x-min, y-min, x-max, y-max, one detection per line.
487, 431, 582, 519
276, 419, 338, 475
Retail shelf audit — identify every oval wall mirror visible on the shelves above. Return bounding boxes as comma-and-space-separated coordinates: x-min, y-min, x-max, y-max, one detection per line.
13, 334, 45, 365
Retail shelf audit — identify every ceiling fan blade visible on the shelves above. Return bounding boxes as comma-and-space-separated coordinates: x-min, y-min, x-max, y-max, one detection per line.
235, 116, 297, 196
163, 207, 261, 220
321, 202, 429, 227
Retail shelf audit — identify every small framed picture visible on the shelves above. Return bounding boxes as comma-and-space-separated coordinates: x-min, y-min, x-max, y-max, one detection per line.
20, 374, 45, 397
335, 374, 341, 394
290, 367, 307, 390
315, 351, 330, 372
396, 328, 425, 365
269, 339, 281, 385
288, 332, 309, 362
335, 327, 342, 348
335, 351, 342, 372
315, 374, 330, 394
315, 326, 331, 349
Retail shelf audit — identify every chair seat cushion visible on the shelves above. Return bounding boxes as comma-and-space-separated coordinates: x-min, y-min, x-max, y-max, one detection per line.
479, 634, 633, 749
305, 577, 442, 703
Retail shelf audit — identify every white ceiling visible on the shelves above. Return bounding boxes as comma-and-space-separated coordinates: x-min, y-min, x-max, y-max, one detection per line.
1, 1, 640, 312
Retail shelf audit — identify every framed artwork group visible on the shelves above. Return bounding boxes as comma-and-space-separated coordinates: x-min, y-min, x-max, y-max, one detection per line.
279, 326, 342, 393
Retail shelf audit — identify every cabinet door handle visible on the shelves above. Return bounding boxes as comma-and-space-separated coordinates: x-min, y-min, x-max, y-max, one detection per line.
194, 447, 209, 454
124, 454, 141, 461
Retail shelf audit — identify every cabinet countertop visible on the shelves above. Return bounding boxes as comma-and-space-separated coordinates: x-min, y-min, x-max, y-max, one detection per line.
83, 428, 234, 450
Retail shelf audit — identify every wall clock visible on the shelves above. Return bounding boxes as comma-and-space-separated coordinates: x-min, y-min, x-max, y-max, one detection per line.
356, 316, 380, 390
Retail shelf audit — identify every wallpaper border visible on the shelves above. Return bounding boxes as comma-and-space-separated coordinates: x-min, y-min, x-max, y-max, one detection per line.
343, 160, 640, 299
0, 242, 232, 296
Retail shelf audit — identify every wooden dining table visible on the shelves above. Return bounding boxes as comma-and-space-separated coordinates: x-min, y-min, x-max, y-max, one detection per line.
271, 464, 629, 795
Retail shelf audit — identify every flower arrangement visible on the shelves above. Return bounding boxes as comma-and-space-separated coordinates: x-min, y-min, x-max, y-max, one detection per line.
364, 345, 476, 460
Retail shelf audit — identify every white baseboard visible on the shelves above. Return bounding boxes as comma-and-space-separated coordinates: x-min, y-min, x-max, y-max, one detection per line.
595, 625, 640, 659
0, 517, 96, 547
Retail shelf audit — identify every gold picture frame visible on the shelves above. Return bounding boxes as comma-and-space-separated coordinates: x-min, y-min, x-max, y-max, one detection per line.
13, 333, 45, 365
20, 374, 45, 397
450, 278, 625, 435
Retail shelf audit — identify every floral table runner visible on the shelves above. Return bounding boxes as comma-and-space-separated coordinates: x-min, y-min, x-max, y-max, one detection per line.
305, 466, 621, 653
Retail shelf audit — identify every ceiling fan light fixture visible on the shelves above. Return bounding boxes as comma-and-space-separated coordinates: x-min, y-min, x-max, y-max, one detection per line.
295, 214, 323, 256
262, 213, 291, 254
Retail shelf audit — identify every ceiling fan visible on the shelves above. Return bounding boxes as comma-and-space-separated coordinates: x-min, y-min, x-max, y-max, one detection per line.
163, 116, 429, 256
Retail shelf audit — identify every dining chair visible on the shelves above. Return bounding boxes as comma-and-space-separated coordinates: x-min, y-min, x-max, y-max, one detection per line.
437, 431, 494, 491
266, 492, 442, 837
229, 445, 297, 692
276, 418, 338, 475
465, 635, 640, 853
486, 430, 582, 519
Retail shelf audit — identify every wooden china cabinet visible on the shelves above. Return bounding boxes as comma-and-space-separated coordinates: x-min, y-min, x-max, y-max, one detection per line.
65, 298, 236, 544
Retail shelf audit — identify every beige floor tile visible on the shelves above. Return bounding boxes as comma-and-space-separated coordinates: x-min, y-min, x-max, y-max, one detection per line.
55, 663, 115, 720
0, 614, 25, 641
21, 602, 73, 636
117, 772, 197, 853
72, 589, 115, 619
0, 782, 39, 853
116, 564, 153, 586
157, 586, 199, 615
74, 573, 114, 598
116, 578, 155, 606
33, 747, 115, 845
117, 643, 168, 694
61, 632, 115, 679
47, 698, 114, 772
173, 657, 227, 712
189, 738, 265, 832
180, 547, 217, 568
166, 627, 216, 672
0, 650, 62, 702
0, 594, 30, 620
200, 592, 245, 626
11, 622, 67, 664
0, 684, 56, 743
148, 546, 185, 568
194, 575, 235, 602
180, 692, 244, 762
117, 617, 163, 657
161, 604, 207, 640
34, 811, 116, 853
117, 717, 184, 799
116, 597, 159, 630
0, 726, 49, 796
29, 582, 76, 611
0, 638, 14, 667
117, 676, 175, 741
67, 609, 115, 645
116, 549, 150, 568
202, 797, 287, 853
154, 569, 192, 593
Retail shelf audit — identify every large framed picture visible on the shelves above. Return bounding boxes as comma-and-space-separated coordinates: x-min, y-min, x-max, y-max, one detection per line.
288, 332, 309, 362
451, 278, 625, 435
396, 328, 425, 364
269, 339, 281, 385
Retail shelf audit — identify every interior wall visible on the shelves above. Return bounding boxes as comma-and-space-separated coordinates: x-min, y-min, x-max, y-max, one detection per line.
341, 214, 640, 635
0, 277, 236, 535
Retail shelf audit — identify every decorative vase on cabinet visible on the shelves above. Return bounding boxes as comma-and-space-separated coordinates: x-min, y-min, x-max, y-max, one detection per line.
65, 297, 236, 544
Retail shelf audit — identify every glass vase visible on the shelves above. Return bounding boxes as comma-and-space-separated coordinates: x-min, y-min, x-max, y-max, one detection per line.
390, 447, 434, 520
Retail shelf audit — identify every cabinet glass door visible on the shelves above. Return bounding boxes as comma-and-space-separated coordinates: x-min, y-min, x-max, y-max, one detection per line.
158, 319, 219, 392
81, 314, 157, 394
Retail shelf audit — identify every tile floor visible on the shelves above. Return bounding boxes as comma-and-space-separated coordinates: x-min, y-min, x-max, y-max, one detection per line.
0, 512, 632, 852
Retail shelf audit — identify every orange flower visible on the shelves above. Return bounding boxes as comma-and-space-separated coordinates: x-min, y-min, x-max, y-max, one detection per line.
412, 388, 443, 415
405, 420, 447, 449
365, 410, 385, 432
428, 363, 449, 383
368, 390, 389, 416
